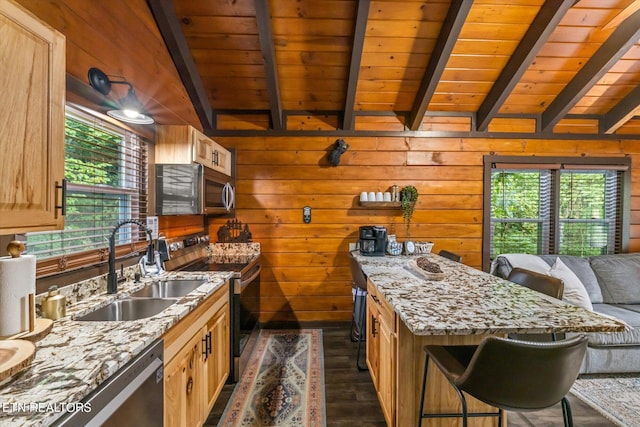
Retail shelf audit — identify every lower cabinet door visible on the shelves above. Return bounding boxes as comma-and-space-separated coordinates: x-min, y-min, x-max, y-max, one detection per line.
378, 314, 396, 425
204, 302, 230, 412
165, 332, 203, 427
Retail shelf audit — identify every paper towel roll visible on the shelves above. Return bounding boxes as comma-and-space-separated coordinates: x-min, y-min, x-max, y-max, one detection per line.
0, 254, 36, 336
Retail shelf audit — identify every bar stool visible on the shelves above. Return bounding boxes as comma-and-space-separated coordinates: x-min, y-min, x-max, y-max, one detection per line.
507, 267, 564, 341
349, 252, 368, 371
418, 335, 588, 427
438, 249, 462, 262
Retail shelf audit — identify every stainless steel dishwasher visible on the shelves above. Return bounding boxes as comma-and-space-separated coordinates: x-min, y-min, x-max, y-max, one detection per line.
53, 339, 164, 427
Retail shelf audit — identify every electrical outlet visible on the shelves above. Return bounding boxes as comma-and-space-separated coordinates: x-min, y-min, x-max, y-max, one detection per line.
303, 206, 311, 223
147, 216, 159, 239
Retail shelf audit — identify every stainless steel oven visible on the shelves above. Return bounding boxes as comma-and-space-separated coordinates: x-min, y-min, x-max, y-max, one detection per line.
179, 255, 261, 383
163, 232, 261, 383
155, 164, 235, 215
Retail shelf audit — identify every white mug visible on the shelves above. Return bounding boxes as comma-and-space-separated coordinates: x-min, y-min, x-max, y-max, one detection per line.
376, 192, 384, 202
383, 192, 391, 202
360, 192, 368, 202
368, 192, 376, 202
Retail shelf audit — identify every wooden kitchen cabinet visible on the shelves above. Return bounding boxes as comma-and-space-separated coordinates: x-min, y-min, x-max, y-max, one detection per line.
366, 279, 396, 426
156, 125, 232, 177
0, 0, 65, 234
163, 281, 229, 427
203, 303, 230, 412
165, 331, 203, 427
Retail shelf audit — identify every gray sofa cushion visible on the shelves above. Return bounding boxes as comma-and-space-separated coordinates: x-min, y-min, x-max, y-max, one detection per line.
589, 254, 640, 304
586, 304, 640, 346
537, 255, 603, 303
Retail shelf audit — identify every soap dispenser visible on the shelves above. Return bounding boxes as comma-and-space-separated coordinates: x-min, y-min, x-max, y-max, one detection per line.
42, 285, 66, 320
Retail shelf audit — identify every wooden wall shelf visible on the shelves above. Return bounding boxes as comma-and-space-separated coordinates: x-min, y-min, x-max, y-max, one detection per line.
359, 201, 401, 208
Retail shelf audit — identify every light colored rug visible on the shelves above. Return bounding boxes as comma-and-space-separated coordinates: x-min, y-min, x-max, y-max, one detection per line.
218, 329, 326, 427
571, 375, 640, 427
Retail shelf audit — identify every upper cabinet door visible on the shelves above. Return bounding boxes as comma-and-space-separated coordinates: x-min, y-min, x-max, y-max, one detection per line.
0, 0, 65, 234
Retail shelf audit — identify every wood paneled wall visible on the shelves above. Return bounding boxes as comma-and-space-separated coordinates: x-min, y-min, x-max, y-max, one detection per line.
206, 135, 640, 324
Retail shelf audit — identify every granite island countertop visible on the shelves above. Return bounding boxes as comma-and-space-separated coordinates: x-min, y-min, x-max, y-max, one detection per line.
0, 269, 234, 427
352, 252, 627, 336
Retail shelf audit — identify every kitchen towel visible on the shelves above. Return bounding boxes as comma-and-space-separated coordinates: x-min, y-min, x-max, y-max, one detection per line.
0, 254, 36, 336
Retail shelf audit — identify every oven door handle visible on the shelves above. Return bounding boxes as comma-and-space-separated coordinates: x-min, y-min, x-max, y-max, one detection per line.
240, 264, 261, 287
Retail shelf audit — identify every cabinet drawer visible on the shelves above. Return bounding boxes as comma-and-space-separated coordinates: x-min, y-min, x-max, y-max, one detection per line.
367, 279, 396, 330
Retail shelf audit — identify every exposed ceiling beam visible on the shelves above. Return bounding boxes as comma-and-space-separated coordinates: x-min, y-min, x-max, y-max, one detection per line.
342, 0, 370, 130
147, 0, 214, 130
407, 0, 473, 131
603, 85, 640, 134
540, 9, 640, 133
476, 0, 574, 131
603, 0, 640, 29
255, 0, 283, 130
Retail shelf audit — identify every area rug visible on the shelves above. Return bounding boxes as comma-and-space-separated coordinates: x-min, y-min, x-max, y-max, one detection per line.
218, 329, 326, 426
571, 375, 640, 427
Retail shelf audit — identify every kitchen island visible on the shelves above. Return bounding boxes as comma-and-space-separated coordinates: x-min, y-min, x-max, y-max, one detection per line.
352, 251, 627, 427
0, 269, 233, 427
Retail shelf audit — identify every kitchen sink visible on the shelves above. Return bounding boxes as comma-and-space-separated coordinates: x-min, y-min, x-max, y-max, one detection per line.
129, 279, 206, 298
76, 298, 179, 321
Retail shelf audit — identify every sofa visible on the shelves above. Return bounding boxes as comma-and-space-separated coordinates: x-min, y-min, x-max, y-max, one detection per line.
492, 252, 640, 375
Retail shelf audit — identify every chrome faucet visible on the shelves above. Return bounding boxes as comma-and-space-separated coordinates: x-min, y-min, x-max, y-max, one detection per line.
107, 219, 152, 294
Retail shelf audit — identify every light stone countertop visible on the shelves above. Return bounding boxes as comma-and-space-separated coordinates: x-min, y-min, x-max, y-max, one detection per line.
352, 252, 628, 336
0, 269, 233, 427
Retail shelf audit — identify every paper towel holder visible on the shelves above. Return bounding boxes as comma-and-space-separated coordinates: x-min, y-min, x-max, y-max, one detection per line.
7, 240, 25, 258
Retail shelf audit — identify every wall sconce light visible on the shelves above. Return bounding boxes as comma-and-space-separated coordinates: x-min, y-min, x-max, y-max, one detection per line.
88, 67, 154, 125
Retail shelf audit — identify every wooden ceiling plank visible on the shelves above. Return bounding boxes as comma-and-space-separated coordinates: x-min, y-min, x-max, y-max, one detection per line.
540, 8, 640, 132
476, 0, 574, 131
343, 0, 370, 130
147, 0, 214, 130
603, 85, 640, 134
255, 0, 283, 130
407, 0, 474, 131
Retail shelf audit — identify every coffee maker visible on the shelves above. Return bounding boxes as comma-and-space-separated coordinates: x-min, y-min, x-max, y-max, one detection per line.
359, 226, 387, 256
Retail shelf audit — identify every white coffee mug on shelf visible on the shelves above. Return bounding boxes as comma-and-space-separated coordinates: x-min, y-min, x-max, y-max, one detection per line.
375, 192, 384, 202
360, 192, 368, 202
383, 192, 392, 202
368, 192, 376, 202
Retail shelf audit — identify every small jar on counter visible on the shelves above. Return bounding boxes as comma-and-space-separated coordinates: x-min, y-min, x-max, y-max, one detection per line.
42, 285, 66, 320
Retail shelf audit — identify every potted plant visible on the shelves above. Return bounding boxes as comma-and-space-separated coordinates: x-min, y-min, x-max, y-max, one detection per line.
400, 185, 418, 236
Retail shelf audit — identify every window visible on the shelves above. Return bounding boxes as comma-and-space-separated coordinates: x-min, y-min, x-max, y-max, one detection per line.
26, 106, 148, 261
482, 156, 630, 271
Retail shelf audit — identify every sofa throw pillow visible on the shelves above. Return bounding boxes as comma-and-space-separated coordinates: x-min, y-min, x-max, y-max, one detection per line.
548, 257, 593, 311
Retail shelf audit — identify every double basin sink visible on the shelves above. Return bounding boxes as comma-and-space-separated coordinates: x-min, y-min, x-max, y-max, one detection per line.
77, 279, 206, 322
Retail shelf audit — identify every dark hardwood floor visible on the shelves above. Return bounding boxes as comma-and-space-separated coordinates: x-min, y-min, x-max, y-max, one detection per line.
205, 326, 614, 426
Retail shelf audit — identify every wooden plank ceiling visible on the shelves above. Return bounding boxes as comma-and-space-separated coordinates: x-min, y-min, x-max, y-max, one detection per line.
148, 0, 640, 137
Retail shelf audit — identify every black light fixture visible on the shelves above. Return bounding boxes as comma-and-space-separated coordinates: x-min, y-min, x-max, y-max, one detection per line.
88, 67, 154, 125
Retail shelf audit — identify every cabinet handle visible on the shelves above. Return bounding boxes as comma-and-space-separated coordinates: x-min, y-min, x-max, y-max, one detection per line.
202, 331, 212, 360
55, 179, 67, 217
213, 150, 219, 166
186, 377, 193, 396
371, 315, 378, 337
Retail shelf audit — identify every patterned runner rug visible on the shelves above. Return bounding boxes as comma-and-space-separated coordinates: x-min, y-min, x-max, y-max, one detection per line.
218, 329, 326, 426
571, 375, 640, 427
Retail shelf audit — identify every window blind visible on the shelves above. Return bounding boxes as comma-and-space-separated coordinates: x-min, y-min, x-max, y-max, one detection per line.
26, 106, 148, 259
483, 155, 630, 269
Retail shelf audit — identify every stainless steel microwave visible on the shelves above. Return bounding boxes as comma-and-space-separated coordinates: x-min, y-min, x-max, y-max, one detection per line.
155, 164, 235, 215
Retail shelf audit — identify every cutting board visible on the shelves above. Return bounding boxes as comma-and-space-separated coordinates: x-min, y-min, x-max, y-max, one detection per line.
0, 339, 36, 384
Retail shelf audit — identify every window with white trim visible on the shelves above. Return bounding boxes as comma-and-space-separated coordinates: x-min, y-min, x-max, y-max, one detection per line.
26, 106, 148, 260
482, 156, 630, 270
